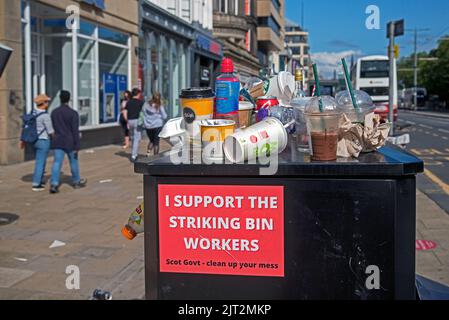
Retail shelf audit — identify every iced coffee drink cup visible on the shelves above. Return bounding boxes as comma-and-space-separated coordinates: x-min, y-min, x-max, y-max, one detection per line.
305, 96, 341, 161
335, 90, 375, 124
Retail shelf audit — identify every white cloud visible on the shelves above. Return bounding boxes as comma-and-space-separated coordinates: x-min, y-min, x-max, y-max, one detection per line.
311, 50, 363, 80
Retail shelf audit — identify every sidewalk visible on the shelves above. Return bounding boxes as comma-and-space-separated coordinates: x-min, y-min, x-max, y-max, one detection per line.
1, 143, 448, 299
0, 141, 170, 300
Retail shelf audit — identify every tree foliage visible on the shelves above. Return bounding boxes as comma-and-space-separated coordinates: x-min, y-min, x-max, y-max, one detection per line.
397, 36, 449, 103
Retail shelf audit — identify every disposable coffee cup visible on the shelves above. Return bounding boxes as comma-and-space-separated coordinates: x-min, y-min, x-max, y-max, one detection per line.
223, 117, 288, 163
238, 101, 254, 129
265, 71, 296, 103
200, 119, 235, 160
305, 96, 341, 161
180, 88, 215, 142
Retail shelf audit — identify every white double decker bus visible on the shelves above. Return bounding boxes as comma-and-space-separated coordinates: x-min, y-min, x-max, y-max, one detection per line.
353, 55, 398, 121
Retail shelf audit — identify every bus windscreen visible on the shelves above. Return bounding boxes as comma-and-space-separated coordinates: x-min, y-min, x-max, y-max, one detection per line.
360, 60, 389, 78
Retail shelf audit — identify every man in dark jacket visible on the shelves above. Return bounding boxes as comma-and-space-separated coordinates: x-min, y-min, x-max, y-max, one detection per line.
49, 90, 87, 194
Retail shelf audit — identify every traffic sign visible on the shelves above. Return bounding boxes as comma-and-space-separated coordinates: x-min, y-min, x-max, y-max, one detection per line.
387, 19, 405, 38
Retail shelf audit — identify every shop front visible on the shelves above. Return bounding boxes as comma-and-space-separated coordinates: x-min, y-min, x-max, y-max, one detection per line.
20, 0, 138, 152
191, 32, 223, 89
140, 1, 193, 119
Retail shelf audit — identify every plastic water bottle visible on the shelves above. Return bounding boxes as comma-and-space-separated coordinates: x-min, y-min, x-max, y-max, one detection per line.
215, 58, 240, 127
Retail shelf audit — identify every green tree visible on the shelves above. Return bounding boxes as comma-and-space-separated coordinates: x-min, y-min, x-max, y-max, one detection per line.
420, 37, 449, 103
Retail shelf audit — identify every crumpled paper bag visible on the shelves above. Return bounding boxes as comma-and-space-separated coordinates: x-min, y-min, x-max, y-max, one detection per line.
337, 112, 392, 158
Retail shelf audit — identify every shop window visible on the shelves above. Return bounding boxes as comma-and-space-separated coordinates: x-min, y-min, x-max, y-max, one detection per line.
99, 42, 128, 123
44, 37, 73, 114
43, 19, 71, 34
79, 21, 95, 37
171, 39, 180, 117
78, 37, 96, 126
149, 33, 159, 97
160, 36, 170, 113
99, 27, 128, 45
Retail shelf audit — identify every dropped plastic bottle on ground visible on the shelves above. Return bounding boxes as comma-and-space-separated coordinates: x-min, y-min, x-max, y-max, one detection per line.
122, 203, 144, 240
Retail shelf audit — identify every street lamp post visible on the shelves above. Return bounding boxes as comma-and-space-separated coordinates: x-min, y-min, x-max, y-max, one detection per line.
388, 22, 396, 136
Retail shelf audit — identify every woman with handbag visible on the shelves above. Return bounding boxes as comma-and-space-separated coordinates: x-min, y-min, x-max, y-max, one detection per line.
142, 92, 167, 156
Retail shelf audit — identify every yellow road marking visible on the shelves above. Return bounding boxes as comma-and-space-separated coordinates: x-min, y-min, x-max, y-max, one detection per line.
411, 149, 422, 155
424, 169, 449, 195
431, 149, 443, 155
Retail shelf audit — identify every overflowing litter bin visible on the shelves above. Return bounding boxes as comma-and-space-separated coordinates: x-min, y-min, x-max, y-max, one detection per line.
134, 143, 423, 300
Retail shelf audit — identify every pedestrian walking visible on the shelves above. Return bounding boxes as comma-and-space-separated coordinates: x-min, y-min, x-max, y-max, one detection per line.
143, 92, 167, 156
123, 88, 144, 162
49, 90, 87, 194
119, 90, 131, 149
20, 94, 55, 192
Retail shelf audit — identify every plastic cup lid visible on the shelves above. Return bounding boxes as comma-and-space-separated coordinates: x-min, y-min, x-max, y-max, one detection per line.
291, 97, 312, 111
305, 96, 340, 115
335, 90, 375, 113
239, 101, 254, 111
277, 72, 295, 96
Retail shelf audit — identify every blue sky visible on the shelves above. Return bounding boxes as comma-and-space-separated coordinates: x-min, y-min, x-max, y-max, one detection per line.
285, 0, 449, 78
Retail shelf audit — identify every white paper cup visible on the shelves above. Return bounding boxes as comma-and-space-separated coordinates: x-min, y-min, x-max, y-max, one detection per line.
223, 117, 288, 163
265, 71, 295, 103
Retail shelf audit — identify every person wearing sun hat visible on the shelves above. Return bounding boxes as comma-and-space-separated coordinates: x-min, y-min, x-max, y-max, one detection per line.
23, 94, 55, 192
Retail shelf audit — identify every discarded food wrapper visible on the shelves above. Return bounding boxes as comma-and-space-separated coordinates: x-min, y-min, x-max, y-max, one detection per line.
337, 112, 392, 158
49, 240, 66, 249
14, 257, 28, 262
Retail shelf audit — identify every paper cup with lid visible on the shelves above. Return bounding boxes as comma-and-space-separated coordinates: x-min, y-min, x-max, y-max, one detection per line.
180, 87, 215, 142
265, 71, 296, 103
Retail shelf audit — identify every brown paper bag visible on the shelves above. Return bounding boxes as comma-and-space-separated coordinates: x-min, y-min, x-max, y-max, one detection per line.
337, 113, 392, 158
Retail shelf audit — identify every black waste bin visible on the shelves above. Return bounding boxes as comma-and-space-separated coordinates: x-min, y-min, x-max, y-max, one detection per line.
134, 144, 423, 300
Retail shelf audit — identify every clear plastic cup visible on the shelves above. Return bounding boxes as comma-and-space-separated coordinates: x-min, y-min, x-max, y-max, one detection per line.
291, 97, 312, 152
335, 90, 375, 124
305, 96, 341, 161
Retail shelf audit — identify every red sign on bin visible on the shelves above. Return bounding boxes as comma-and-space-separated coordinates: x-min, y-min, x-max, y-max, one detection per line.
158, 185, 284, 277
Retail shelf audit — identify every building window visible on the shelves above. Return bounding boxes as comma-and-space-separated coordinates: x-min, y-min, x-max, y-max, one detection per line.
166, 0, 176, 15
291, 47, 301, 55
78, 37, 96, 126
45, 37, 73, 114
160, 36, 170, 111
271, 0, 281, 12
98, 42, 128, 124
303, 46, 309, 55
99, 26, 129, 45
170, 39, 180, 117
258, 16, 281, 36
213, 0, 227, 13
